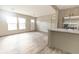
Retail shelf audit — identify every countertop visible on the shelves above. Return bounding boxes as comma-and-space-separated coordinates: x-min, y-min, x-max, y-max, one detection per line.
49, 28, 79, 34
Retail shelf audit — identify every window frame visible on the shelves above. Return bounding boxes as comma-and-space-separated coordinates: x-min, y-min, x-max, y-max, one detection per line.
6, 16, 17, 31
18, 17, 26, 30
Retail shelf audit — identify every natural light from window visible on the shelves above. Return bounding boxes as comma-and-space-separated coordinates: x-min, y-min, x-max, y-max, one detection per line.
6, 16, 17, 30
18, 17, 26, 30
31, 19, 35, 31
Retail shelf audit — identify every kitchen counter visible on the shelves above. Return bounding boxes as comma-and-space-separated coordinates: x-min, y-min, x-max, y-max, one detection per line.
49, 28, 79, 34
48, 28, 79, 53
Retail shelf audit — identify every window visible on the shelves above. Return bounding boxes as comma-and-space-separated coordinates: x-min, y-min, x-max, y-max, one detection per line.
30, 19, 35, 31
31, 19, 35, 23
6, 16, 17, 30
18, 17, 26, 29
6, 15, 26, 30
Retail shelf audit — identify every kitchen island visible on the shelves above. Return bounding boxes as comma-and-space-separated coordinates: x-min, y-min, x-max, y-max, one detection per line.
48, 28, 79, 53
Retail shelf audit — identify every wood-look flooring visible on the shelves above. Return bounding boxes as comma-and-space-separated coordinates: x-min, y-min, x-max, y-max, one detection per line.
0, 32, 66, 54
0, 32, 49, 54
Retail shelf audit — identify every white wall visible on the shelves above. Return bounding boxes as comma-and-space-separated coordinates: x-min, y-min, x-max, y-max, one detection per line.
36, 8, 58, 32
36, 15, 52, 32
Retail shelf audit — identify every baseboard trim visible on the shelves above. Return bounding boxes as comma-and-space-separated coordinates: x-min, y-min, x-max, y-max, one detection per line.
0, 31, 36, 37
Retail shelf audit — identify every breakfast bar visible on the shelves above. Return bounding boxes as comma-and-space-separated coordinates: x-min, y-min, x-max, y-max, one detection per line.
48, 29, 79, 53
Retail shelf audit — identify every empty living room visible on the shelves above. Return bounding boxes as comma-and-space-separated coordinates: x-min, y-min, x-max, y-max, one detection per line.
1, 5, 79, 54
0, 5, 79, 54
1, 0, 79, 59
0, 5, 56, 54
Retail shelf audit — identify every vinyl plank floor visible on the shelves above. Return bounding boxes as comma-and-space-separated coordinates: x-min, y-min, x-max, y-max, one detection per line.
0, 32, 49, 54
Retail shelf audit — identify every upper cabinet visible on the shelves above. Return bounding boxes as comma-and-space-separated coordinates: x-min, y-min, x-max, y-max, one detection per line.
71, 8, 79, 16
62, 7, 79, 17
63, 9, 70, 17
